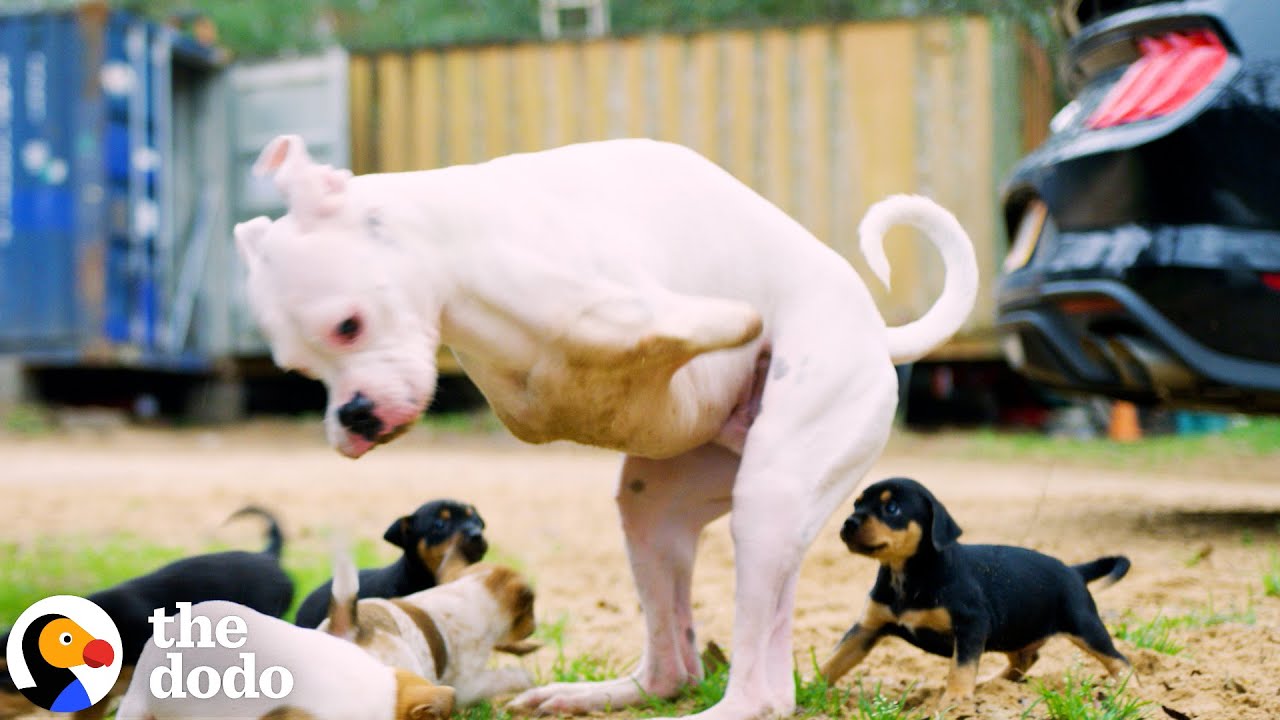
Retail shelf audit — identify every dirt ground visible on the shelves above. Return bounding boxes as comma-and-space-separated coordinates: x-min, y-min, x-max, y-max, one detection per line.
2, 420, 1279, 719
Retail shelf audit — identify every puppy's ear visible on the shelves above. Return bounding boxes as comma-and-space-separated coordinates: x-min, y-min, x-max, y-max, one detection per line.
234, 216, 272, 269
383, 516, 411, 549
494, 639, 542, 656
926, 490, 962, 549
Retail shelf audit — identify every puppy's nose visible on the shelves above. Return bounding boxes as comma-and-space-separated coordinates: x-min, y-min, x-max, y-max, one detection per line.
337, 392, 384, 441
839, 515, 863, 544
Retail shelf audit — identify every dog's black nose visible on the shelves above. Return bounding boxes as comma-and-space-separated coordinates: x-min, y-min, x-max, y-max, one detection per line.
839, 514, 863, 544
337, 392, 383, 441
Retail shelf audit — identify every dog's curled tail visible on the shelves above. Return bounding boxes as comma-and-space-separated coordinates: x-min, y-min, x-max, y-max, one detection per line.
325, 536, 360, 641
227, 505, 286, 559
859, 194, 979, 365
1073, 555, 1131, 591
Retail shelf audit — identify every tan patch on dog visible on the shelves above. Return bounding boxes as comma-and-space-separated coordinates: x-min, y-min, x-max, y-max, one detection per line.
394, 669, 455, 720
854, 517, 923, 570
390, 599, 450, 676
880, 490, 892, 503
260, 708, 320, 720
1067, 635, 1132, 680
1001, 640, 1046, 682
464, 506, 475, 517
899, 606, 952, 634
439, 508, 452, 520
481, 566, 537, 645
943, 659, 979, 703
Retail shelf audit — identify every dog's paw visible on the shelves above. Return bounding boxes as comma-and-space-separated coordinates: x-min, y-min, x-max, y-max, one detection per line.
507, 677, 648, 715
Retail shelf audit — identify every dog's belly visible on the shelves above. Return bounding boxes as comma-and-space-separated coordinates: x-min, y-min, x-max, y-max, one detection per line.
459, 341, 761, 458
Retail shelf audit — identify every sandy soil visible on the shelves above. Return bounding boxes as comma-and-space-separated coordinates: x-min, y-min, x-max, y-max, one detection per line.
1, 420, 1278, 719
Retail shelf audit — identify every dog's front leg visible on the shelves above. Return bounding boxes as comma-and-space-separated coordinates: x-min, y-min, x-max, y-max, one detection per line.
819, 601, 893, 684
458, 667, 536, 706
508, 445, 737, 715
939, 623, 986, 710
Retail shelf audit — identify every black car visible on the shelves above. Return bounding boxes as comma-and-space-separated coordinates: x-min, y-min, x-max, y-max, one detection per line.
996, 0, 1280, 414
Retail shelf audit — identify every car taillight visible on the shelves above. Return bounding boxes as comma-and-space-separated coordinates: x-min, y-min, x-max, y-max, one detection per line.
1087, 29, 1228, 129
1262, 272, 1280, 292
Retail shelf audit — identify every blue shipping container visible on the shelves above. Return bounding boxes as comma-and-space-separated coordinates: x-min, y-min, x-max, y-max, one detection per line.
0, 4, 222, 369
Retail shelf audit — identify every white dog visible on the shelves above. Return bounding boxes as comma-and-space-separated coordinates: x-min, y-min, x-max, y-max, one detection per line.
114, 601, 454, 720
235, 136, 977, 720
319, 551, 539, 706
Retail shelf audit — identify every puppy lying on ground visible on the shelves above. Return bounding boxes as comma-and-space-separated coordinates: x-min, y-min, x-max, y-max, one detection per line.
0, 507, 294, 720
115, 600, 454, 720
295, 500, 488, 629
820, 477, 1131, 707
320, 545, 539, 706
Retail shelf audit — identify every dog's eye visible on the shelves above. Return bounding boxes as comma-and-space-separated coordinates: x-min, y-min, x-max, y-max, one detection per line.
883, 500, 901, 516
334, 315, 362, 343
59, 632, 72, 645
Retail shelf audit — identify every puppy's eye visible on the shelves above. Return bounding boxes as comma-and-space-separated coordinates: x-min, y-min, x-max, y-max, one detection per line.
883, 500, 901, 517
334, 315, 362, 344
59, 633, 73, 645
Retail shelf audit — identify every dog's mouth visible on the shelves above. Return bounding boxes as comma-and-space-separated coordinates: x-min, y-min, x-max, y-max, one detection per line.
339, 421, 415, 458
848, 541, 888, 555
375, 422, 412, 445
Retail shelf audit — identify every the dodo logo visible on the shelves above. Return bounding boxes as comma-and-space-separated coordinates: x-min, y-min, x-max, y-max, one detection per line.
4, 596, 121, 713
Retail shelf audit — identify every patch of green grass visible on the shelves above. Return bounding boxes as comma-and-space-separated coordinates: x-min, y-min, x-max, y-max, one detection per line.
849, 680, 929, 720
1110, 599, 1256, 656
1023, 669, 1149, 720
954, 416, 1280, 470
1, 403, 55, 435
1110, 614, 1184, 655
452, 700, 512, 720
0, 537, 188, 627
529, 613, 620, 686
0, 533, 397, 628
793, 652, 854, 718
1264, 550, 1280, 598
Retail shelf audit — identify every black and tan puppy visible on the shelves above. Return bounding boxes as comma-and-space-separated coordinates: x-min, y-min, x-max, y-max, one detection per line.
295, 499, 488, 628
820, 477, 1131, 706
0, 506, 293, 720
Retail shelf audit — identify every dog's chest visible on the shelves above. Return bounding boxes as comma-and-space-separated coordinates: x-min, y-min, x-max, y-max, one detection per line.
457, 348, 748, 456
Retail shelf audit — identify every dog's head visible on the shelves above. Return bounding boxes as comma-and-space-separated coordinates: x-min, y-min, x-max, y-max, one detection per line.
384, 500, 488, 582
470, 565, 539, 656
840, 477, 962, 567
235, 135, 444, 458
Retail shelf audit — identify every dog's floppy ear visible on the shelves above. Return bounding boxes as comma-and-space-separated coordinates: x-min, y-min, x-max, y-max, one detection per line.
494, 639, 543, 656
383, 516, 411, 549
925, 489, 962, 549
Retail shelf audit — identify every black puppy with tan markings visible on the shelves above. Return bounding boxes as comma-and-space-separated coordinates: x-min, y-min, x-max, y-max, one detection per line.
821, 477, 1131, 707
295, 499, 488, 628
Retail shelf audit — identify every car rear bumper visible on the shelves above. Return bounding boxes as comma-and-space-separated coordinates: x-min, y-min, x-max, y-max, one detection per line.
998, 274, 1280, 412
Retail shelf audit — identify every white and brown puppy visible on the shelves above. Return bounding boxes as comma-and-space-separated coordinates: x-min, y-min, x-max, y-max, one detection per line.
115, 601, 454, 720
320, 551, 539, 707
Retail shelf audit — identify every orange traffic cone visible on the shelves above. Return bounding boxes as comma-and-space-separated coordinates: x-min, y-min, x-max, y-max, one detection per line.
1108, 400, 1142, 443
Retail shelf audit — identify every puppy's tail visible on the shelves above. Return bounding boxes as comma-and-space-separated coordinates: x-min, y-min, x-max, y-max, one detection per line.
1073, 555, 1131, 591
859, 195, 979, 365
325, 536, 360, 642
227, 505, 286, 559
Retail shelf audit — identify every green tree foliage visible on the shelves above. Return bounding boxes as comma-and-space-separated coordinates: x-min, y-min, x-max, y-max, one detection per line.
112, 0, 1059, 57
